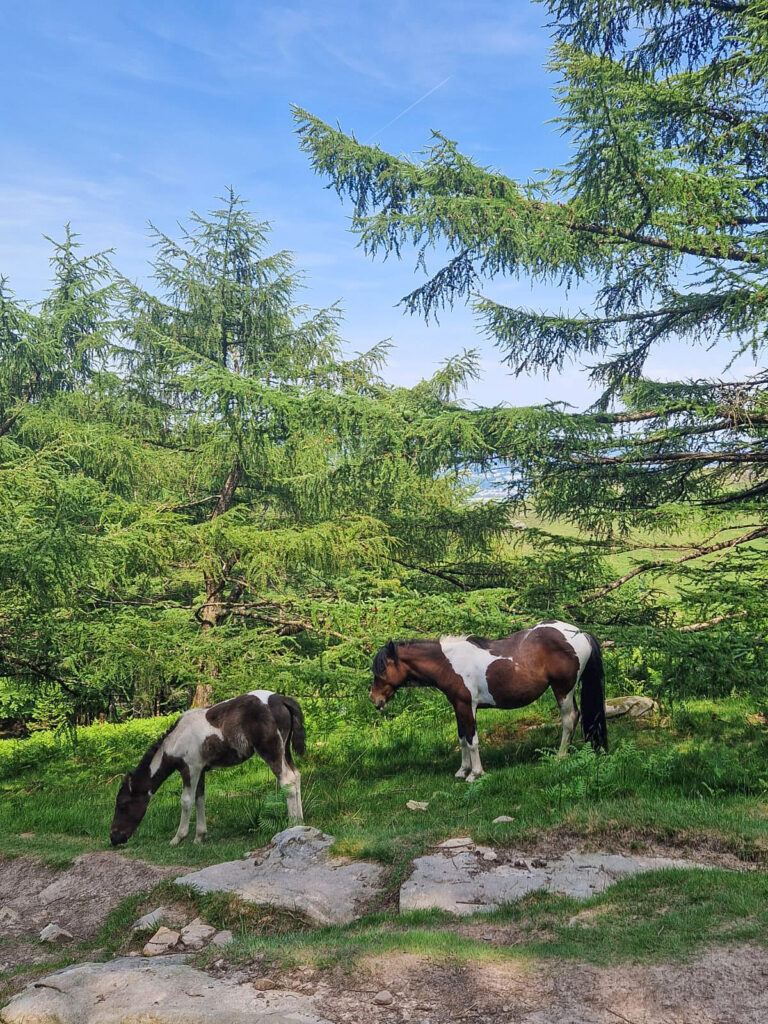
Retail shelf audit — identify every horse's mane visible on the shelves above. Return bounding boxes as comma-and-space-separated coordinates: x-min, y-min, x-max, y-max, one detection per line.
133, 718, 181, 778
372, 639, 436, 675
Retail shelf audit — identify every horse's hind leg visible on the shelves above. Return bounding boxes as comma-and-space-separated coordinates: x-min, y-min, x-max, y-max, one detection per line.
279, 743, 303, 822
262, 736, 304, 823
554, 685, 580, 760
281, 761, 303, 822
193, 772, 207, 844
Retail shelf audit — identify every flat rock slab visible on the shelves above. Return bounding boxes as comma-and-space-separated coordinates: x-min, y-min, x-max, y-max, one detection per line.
400, 841, 706, 914
605, 696, 659, 719
175, 826, 385, 926
1, 958, 330, 1024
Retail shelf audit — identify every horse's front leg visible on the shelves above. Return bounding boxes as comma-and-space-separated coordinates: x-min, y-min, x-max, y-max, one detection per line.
454, 706, 472, 778
455, 700, 484, 782
170, 768, 200, 846
193, 772, 207, 844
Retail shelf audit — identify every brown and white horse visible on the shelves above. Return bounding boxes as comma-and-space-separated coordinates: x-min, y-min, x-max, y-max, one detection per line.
110, 690, 304, 846
371, 620, 607, 780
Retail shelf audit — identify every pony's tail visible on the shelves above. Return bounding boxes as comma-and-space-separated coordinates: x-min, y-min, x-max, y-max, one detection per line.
280, 696, 306, 757
581, 634, 608, 752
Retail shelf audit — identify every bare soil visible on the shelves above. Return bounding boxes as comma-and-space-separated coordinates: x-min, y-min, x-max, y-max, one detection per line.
501, 825, 766, 869
307, 946, 768, 1024
0, 852, 179, 981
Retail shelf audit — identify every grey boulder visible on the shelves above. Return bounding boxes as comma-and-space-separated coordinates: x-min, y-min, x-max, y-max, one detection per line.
175, 826, 384, 926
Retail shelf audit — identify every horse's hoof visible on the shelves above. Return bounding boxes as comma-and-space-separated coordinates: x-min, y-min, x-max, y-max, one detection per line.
169, 836, 183, 846
466, 772, 484, 782
193, 835, 206, 845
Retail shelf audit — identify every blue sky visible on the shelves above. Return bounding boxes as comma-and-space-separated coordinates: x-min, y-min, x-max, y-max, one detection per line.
1, 1, 757, 408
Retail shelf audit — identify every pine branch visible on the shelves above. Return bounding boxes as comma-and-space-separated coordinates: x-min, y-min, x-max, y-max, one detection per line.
388, 556, 469, 590
570, 219, 760, 264
677, 610, 748, 632
571, 525, 768, 605
227, 604, 355, 642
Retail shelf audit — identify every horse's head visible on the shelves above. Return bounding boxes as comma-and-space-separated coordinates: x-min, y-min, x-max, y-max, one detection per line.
370, 639, 409, 710
110, 772, 151, 845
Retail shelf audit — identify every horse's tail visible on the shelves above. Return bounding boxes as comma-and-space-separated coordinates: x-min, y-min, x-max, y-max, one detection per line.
580, 633, 608, 752
279, 695, 306, 757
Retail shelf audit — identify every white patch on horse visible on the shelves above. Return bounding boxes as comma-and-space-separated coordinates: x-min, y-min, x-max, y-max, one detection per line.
150, 710, 222, 785
247, 689, 275, 704
439, 636, 512, 710
530, 620, 592, 678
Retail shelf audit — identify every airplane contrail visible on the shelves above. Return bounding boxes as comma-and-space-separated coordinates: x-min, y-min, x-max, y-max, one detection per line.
365, 76, 452, 143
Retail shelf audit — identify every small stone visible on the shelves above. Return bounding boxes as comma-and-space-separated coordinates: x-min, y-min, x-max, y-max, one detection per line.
211, 929, 234, 947
180, 920, 216, 949
439, 837, 474, 849
142, 926, 180, 956
0, 906, 21, 926
374, 990, 394, 1005
492, 815, 515, 824
130, 906, 167, 932
39, 923, 73, 944
253, 977, 277, 990
482, 851, 498, 862
19, 832, 35, 838
406, 800, 429, 811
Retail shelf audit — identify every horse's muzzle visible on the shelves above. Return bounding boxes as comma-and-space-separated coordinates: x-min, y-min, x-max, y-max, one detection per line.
375, 699, 386, 711
110, 831, 128, 846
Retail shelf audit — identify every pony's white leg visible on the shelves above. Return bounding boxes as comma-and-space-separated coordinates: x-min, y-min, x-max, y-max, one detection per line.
557, 689, 579, 760
465, 734, 485, 782
455, 738, 472, 778
279, 760, 303, 822
170, 769, 200, 846
193, 773, 207, 844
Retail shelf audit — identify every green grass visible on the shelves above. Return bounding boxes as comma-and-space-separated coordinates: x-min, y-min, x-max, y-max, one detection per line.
213, 868, 768, 970
2, 694, 766, 871
1, 693, 766, 982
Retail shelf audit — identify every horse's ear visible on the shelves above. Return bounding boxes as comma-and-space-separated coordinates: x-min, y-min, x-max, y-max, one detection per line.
386, 639, 399, 664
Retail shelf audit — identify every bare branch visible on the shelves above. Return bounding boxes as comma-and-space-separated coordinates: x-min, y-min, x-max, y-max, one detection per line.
571, 525, 768, 605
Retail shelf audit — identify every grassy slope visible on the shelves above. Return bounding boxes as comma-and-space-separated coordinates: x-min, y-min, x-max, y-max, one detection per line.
2, 693, 767, 981
2, 696, 767, 870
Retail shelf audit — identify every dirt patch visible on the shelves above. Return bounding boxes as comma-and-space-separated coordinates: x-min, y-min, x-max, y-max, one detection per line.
306, 945, 768, 1023
503, 825, 764, 869
0, 852, 179, 943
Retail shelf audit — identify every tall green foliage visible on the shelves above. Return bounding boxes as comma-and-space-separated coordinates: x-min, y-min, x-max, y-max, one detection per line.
294, 0, 768, 642
0, 196, 517, 726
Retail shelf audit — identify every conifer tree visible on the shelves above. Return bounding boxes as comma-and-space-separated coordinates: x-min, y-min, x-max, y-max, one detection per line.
294, 0, 768, 623
1, 197, 511, 724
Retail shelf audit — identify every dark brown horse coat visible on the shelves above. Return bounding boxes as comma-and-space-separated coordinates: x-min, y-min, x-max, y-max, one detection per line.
370, 620, 607, 779
110, 690, 304, 846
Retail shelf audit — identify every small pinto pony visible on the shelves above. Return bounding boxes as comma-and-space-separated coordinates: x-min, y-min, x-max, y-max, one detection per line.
110, 690, 304, 846
371, 620, 607, 780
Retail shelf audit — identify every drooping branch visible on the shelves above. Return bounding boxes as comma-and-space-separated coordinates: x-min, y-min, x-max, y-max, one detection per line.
571, 524, 768, 605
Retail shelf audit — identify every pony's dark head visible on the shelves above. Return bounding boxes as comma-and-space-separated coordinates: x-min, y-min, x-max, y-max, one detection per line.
370, 640, 410, 710
110, 772, 151, 846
